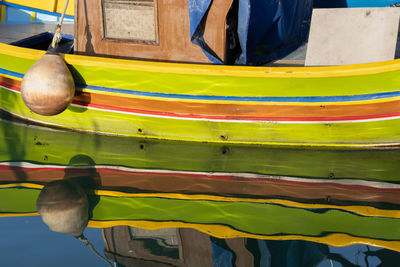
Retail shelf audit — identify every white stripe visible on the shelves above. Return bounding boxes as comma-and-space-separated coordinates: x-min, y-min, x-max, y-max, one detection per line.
70, 104, 400, 124
1, 161, 400, 190
0, 85, 18, 92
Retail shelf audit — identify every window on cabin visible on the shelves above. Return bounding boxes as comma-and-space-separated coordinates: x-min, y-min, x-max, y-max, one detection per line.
102, 0, 158, 43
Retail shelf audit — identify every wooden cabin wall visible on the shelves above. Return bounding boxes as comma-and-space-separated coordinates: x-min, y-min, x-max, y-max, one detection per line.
75, 0, 233, 63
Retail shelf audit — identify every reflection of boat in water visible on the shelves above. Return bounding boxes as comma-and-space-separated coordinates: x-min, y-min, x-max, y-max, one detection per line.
2, 182, 400, 253
2, 1, 400, 147
1, 118, 400, 253
102, 226, 400, 267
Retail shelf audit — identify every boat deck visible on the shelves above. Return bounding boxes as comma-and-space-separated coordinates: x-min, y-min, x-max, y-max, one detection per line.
0, 22, 306, 66
268, 44, 307, 67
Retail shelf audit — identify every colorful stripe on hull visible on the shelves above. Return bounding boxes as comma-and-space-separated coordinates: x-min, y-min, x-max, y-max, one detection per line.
4, 81, 400, 124
2, 72, 400, 124
1, 43, 400, 146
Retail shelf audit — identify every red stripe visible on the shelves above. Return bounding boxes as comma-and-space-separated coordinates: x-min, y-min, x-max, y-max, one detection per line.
0, 80, 20, 92
1, 165, 400, 192
74, 100, 400, 122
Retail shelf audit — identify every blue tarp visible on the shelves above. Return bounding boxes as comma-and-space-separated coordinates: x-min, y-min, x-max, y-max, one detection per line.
188, 0, 313, 65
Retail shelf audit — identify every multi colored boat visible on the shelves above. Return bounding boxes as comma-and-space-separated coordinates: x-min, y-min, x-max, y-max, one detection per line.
1, 1, 400, 147
101, 225, 399, 267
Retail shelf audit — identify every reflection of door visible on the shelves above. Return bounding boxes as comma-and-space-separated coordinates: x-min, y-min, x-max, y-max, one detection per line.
102, 226, 214, 266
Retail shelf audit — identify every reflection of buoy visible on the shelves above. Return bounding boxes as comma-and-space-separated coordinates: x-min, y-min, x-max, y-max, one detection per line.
36, 180, 88, 237
21, 51, 75, 116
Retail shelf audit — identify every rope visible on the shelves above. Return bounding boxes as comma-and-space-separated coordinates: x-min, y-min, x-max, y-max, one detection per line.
76, 235, 114, 267
50, 0, 70, 49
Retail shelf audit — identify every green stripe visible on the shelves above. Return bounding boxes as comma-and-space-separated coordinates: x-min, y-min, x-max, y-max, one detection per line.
2, 112, 400, 181
0, 188, 38, 213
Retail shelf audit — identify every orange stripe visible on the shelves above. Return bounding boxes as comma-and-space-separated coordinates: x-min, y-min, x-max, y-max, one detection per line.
77, 91, 400, 118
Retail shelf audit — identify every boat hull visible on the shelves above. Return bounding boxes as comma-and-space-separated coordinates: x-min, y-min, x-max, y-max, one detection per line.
2, 43, 400, 147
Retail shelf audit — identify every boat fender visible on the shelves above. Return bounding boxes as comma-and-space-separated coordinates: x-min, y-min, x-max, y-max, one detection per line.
21, 50, 75, 116
36, 179, 89, 237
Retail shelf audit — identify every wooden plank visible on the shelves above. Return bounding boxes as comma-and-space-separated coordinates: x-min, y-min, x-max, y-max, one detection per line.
203, 0, 234, 62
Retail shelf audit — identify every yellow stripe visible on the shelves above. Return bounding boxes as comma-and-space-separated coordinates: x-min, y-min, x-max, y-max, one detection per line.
1, 43, 400, 78
0, 212, 38, 217
95, 190, 400, 219
88, 220, 400, 252
0, 73, 22, 81
52, 0, 58, 13
0, 183, 43, 189
0, 5, 5, 23
30, 11, 35, 21
0, 43, 44, 60
54, 0, 74, 16
63, 53, 400, 79
64, 53, 400, 78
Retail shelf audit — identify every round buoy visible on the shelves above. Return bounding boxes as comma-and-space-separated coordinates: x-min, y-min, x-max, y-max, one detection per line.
36, 179, 89, 237
21, 51, 75, 116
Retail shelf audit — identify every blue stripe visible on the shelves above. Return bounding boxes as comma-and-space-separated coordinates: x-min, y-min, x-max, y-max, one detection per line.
0, 2, 74, 19
1, 67, 400, 103
0, 68, 24, 79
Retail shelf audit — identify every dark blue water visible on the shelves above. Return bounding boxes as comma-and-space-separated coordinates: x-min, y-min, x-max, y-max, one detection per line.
0, 215, 393, 267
